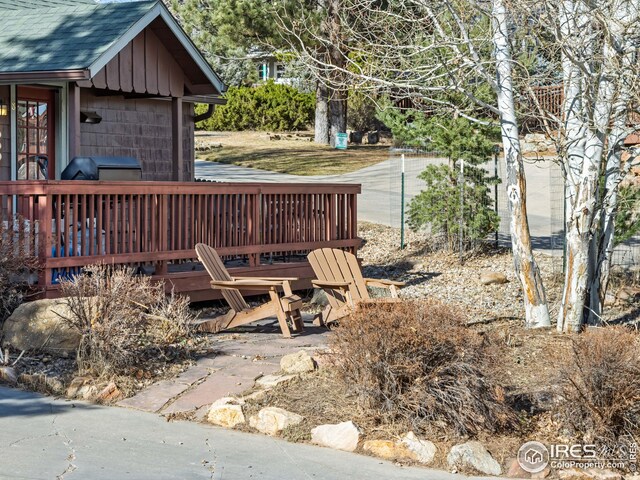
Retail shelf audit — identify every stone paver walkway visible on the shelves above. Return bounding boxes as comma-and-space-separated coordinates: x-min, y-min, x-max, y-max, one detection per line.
118, 315, 329, 420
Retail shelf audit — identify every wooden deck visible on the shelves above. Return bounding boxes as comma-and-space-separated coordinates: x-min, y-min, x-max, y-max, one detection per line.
0, 181, 361, 300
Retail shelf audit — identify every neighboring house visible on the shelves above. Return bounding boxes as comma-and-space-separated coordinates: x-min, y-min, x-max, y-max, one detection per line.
249, 50, 295, 86
0, 0, 226, 182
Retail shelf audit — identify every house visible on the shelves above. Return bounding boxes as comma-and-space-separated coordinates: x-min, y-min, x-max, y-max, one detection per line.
0, 0, 225, 182
249, 50, 297, 86
0, 0, 361, 300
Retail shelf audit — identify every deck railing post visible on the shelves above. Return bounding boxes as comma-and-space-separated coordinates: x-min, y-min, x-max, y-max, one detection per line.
37, 194, 53, 291
248, 192, 260, 267
157, 194, 169, 275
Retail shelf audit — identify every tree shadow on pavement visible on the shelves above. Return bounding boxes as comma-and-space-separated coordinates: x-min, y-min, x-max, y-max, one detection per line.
0, 386, 98, 418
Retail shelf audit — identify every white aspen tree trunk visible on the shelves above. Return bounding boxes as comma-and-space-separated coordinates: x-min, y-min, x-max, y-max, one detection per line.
557, 0, 592, 333
492, 0, 550, 328
558, 0, 628, 331
588, 127, 624, 323
588, 2, 637, 322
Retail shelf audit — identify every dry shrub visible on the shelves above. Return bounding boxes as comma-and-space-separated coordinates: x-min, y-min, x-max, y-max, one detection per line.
59, 264, 196, 376
561, 327, 640, 443
330, 300, 515, 437
0, 219, 39, 324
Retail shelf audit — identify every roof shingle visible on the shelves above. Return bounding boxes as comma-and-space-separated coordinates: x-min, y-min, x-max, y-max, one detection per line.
0, 0, 157, 72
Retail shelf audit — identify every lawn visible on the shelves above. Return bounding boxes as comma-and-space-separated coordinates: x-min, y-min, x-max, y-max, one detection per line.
195, 131, 391, 176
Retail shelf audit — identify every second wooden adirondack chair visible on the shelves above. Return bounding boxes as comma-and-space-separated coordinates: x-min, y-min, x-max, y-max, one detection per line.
195, 243, 304, 338
307, 247, 405, 324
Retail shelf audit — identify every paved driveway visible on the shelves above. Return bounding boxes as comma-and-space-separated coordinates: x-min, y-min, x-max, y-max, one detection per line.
0, 386, 495, 480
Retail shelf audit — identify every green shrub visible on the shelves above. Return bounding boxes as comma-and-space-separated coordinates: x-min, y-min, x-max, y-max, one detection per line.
197, 81, 315, 132
407, 116, 500, 250
347, 90, 378, 132
615, 183, 640, 245
375, 104, 431, 147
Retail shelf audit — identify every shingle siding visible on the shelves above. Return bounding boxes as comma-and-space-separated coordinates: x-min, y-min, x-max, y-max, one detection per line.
79, 90, 194, 181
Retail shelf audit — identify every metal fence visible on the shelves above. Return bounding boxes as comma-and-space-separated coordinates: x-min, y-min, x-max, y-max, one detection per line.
386, 148, 639, 273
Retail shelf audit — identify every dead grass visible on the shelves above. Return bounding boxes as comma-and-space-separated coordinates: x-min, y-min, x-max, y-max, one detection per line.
560, 327, 640, 445
196, 131, 389, 176
59, 264, 197, 377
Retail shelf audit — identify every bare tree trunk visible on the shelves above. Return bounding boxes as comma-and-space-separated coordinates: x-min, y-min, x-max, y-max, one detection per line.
557, 0, 618, 332
492, 0, 550, 328
327, 0, 347, 147
329, 90, 347, 147
587, 0, 637, 324
315, 79, 330, 144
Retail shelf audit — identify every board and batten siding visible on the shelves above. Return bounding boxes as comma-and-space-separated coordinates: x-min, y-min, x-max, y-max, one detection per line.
77, 29, 185, 98
79, 90, 194, 181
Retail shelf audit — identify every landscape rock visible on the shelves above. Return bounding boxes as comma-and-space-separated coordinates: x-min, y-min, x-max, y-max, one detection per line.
447, 441, 502, 476
66, 376, 91, 397
78, 384, 98, 400
363, 439, 416, 461
1, 299, 81, 356
280, 350, 315, 374
311, 421, 360, 452
480, 271, 509, 285
255, 374, 295, 389
249, 407, 304, 436
0, 366, 17, 384
532, 467, 551, 479
206, 404, 245, 428
310, 288, 329, 307
401, 431, 437, 464
97, 382, 122, 402
506, 457, 531, 478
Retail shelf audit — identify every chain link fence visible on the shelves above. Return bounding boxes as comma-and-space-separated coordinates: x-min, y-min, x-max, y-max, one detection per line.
385, 148, 639, 274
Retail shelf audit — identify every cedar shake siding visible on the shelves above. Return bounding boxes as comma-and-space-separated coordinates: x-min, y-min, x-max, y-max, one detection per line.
79, 90, 194, 181
0, 85, 9, 181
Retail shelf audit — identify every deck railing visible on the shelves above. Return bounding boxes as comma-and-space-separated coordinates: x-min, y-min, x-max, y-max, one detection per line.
0, 181, 360, 292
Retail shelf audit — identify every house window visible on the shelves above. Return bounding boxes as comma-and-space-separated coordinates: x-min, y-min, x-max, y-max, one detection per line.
257, 63, 268, 81
275, 63, 286, 79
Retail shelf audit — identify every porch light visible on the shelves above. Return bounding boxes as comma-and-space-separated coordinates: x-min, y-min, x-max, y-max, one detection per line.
80, 110, 102, 124
0, 99, 7, 117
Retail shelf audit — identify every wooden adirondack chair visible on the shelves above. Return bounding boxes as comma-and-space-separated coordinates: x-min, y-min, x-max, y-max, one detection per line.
195, 243, 304, 338
307, 247, 405, 325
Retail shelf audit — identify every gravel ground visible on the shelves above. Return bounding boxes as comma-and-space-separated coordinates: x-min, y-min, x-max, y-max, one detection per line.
357, 221, 625, 325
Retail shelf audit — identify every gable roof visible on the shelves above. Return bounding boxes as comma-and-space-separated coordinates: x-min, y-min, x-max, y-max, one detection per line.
0, 0, 225, 94
0, 0, 94, 8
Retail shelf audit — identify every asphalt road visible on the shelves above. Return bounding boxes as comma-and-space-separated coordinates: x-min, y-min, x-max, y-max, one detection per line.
0, 386, 495, 480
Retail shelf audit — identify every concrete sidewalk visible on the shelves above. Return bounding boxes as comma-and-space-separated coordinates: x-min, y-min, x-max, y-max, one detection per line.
0, 386, 493, 480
